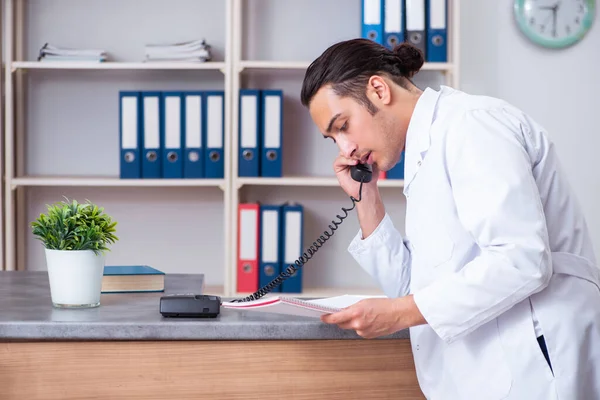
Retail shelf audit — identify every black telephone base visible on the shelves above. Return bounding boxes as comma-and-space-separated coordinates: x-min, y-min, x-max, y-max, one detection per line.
159, 294, 221, 318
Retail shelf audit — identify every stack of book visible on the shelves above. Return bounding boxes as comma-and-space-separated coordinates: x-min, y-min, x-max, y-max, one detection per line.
37, 43, 108, 62
101, 265, 165, 293
143, 39, 212, 63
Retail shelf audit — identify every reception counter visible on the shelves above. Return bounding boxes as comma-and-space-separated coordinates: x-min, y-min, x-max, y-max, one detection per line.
0, 271, 423, 399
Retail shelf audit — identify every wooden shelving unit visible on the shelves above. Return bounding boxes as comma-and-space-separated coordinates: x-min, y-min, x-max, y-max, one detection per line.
2, 0, 459, 299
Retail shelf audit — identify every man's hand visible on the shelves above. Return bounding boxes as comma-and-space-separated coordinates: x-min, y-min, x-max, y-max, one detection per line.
333, 153, 379, 199
333, 153, 385, 238
320, 295, 427, 339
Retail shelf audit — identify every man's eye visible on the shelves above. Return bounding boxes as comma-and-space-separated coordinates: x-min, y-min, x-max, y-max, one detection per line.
339, 122, 348, 132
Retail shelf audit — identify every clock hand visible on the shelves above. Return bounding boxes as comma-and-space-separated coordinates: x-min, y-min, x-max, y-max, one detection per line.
552, 6, 557, 36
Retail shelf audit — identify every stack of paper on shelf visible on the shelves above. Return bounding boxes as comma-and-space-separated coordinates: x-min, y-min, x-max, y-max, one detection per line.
143, 39, 212, 62
37, 43, 108, 62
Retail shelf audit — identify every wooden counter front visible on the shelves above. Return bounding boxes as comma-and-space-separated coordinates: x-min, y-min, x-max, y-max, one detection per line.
0, 339, 424, 399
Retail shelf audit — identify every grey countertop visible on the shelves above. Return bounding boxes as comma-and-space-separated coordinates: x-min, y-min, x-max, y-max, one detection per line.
0, 271, 409, 341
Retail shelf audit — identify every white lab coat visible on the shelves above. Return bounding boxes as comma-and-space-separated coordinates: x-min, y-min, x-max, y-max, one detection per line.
348, 86, 600, 399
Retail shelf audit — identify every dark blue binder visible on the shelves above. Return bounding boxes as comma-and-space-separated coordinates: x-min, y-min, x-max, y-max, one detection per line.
259, 204, 282, 292
119, 91, 142, 179
183, 91, 205, 178
260, 89, 283, 177
204, 91, 225, 179
280, 203, 304, 293
239, 89, 261, 177
141, 91, 162, 179
362, 0, 385, 44
160, 91, 184, 179
387, 151, 405, 179
384, 0, 405, 50
426, 0, 447, 62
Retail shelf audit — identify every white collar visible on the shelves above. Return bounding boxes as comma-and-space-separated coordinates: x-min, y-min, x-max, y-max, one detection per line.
401, 86, 442, 195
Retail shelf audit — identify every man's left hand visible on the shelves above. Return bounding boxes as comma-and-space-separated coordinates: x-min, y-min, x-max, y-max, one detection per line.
320, 295, 427, 339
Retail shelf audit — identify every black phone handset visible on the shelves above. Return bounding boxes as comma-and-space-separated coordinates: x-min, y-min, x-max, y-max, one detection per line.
230, 163, 373, 303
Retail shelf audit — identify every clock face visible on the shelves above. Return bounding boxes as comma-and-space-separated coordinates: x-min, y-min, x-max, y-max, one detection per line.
514, 0, 595, 48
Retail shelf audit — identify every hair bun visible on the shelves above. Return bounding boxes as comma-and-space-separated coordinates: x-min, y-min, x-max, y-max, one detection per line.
392, 42, 424, 78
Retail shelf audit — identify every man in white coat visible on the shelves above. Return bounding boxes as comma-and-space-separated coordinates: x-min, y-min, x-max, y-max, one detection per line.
300, 38, 600, 399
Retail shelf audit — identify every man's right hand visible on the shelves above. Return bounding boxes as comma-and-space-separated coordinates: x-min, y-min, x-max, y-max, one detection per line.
333, 154, 386, 239
333, 154, 379, 199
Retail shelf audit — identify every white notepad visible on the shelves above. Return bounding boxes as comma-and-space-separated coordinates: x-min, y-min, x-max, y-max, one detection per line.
221, 294, 386, 318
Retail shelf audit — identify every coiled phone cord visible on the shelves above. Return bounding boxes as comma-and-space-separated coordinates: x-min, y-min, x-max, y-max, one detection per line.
230, 177, 366, 303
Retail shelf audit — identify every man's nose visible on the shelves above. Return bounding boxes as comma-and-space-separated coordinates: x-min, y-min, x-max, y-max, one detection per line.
339, 138, 357, 159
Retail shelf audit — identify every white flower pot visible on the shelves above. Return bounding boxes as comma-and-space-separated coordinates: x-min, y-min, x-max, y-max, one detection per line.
45, 249, 106, 308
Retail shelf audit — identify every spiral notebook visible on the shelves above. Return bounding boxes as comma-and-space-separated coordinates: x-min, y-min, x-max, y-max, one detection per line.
221, 294, 385, 318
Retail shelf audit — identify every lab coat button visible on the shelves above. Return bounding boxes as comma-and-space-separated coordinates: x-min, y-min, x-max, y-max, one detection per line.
417, 160, 422, 167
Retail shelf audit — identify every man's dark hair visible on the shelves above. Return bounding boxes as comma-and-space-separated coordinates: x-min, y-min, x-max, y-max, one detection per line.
300, 39, 424, 115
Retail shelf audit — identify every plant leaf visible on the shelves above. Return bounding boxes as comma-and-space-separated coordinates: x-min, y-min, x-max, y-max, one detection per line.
30, 198, 119, 254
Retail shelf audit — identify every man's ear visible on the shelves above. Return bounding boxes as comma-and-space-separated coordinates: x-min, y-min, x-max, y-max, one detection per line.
367, 75, 392, 106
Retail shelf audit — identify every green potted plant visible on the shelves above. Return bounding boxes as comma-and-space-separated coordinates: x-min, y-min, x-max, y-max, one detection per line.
31, 198, 118, 308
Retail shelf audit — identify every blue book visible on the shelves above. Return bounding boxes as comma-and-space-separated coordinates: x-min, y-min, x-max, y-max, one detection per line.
102, 265, 165, 293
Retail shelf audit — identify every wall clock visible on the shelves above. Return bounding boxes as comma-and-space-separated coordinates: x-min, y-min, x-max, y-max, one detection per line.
514, 0, 595, 48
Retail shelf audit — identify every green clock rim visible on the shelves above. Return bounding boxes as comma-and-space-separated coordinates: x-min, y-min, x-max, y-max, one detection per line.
513, 0, 596, 48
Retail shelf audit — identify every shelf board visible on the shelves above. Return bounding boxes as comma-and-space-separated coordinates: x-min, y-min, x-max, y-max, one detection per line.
10, 61, 227, 71
239, 60, 453, 72
236, 176, 404, 188
10, 176, 226, 189
239, 60, 310, 70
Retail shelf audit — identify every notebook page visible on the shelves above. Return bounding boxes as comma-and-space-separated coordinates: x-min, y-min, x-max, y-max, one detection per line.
222, 297, 336, 318
221, 295, 387, 318
305, 295, 387, 309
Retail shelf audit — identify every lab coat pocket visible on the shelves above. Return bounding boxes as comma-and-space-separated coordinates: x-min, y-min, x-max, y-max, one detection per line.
446, 319, 513, 399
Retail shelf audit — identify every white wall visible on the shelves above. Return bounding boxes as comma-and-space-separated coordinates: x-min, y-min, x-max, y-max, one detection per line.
460, 0, 600, 255
13, 0, 600, 291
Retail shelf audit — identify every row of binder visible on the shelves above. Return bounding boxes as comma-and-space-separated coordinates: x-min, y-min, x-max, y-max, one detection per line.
238, 89, 283, 178
119, 90, 224, 179
362, 0, 448, 62
237, 202, 304, 294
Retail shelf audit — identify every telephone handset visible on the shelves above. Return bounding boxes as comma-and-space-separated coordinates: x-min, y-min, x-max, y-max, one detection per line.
350, 163, 373, 183
230, 163, 373, 303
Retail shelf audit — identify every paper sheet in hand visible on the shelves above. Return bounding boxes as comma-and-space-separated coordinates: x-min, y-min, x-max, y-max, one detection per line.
221, 294, 386, 318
